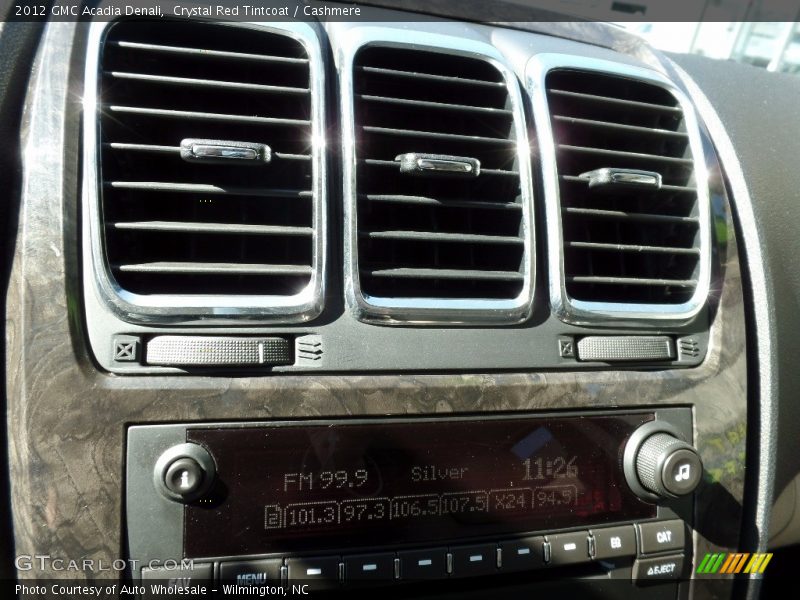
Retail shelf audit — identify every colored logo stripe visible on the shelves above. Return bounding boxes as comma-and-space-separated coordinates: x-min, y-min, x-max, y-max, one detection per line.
697, 553, 725, 574
744, 553, 774, 574
697, 553, 773, 574
733, 553, 751, 574
696, 553, 713, 573
711, 553, 726, 573
720, 554, 736, 574
721, 553, 750, 574
721, 553, 736, 574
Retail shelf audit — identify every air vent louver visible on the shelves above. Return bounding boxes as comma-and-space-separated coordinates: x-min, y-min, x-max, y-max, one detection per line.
92, 20, 323, 318
543, 67, 708, 313
349, 45, 532, 321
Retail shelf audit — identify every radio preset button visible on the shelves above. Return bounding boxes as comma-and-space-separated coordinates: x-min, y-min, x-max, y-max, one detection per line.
499, 537, 545, 572
591, 525, 637, 560
398, 548, 448, 580
343, 552, 395, 583
637, 520, 685, 555
219, 559, 282, 587
285, 556, 341, 589
632, 554, 685, 583
450, 544, 498, 578
546, 531, 590, 566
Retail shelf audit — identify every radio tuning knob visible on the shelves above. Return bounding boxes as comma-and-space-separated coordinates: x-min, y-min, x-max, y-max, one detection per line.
153, 443, 216, 503
624, 424, 703, 502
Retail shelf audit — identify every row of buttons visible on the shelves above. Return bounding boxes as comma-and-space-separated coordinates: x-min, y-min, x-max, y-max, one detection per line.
142, 520, 687, 588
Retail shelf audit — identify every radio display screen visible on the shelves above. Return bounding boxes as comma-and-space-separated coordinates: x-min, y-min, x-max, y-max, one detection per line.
185, 414, 656, 557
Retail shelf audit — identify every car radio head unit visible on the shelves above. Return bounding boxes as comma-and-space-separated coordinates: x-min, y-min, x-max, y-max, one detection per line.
182, 414, 655, 557
126, 408, 696, 585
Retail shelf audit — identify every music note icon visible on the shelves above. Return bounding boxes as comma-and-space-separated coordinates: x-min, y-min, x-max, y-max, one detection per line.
674, 463, 691, 482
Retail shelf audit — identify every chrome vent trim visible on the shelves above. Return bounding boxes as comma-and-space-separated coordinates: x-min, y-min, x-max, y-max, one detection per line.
340, 30, 535, 325
526, 54, 712, 326
82, 20, 326, 325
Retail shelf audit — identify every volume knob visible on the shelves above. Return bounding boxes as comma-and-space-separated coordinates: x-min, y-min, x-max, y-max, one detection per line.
636, 433, 702, 498
624, 424, 703, 502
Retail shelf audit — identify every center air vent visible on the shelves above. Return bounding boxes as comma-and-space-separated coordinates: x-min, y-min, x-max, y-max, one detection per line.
86, 20, 325, 322
347, 43, 534, 324
529, 55, 711, 325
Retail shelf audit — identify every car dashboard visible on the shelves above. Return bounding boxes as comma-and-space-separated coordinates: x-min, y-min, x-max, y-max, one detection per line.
3, 4, 800, 600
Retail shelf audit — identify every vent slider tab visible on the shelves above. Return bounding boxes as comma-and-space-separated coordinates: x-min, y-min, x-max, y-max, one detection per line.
395, 152, 480, 178
180, 138, 272, 165
580, 167, 662, 190
146, 336, 292, 366
576, 335, 675, 362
